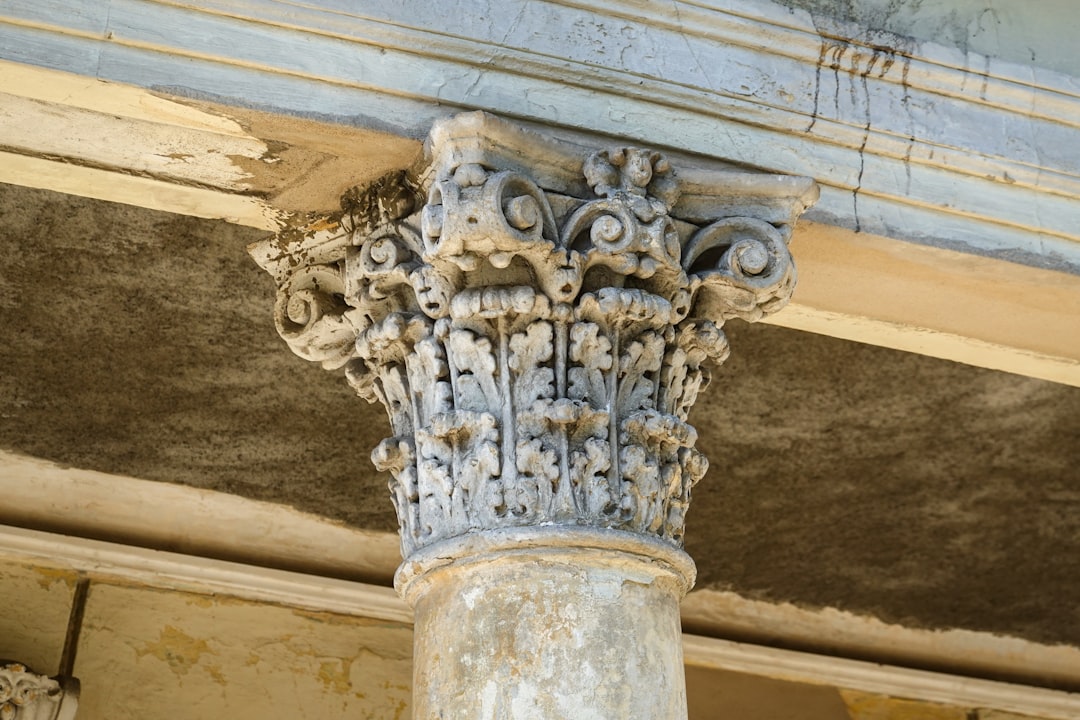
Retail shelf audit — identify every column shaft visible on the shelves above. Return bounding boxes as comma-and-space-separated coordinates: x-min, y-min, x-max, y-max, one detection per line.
400, 529, 693, 720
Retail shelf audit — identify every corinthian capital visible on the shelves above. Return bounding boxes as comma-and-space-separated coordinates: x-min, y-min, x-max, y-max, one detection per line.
251, 112, 817, 558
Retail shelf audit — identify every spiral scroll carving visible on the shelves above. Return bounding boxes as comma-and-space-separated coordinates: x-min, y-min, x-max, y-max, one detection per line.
255, 114, 816, 558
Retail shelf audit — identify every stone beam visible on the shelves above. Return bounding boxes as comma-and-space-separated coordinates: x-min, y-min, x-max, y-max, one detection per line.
2, 57, 1078, 387
251, 111, 817, 719
4, 0, 1080, 273
0, 59, 419, 231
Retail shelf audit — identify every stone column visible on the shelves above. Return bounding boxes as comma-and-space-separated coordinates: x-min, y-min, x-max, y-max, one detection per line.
252, 112, 816, 719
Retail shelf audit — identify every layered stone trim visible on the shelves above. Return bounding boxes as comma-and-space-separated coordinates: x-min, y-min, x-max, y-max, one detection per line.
252, 112, 817, 557
395, 525, 699, 604
0, 662, 77, 720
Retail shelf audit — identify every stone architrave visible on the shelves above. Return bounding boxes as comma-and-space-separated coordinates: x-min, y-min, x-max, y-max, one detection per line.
0, 662, 78, 720
252, 112, 817, 719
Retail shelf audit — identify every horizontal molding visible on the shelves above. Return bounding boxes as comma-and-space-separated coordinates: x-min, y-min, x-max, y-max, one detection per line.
0, 151, 283, 230
0, 91, 263, 190
0, 523, 413, 624
778, 220, 1080, 388
768, 304, 1080, 387
2, 59, 1077, 386
0, 450, 401, 584
682, 589, 1080, 698
0, 57, 421, 225
2, 0, 1079, 271
565, 0, 1080, 131
2, 522, 1078, 718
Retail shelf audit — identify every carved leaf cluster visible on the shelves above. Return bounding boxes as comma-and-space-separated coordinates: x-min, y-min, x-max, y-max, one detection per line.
262, 131, 806, 557
0, 663, 62, 720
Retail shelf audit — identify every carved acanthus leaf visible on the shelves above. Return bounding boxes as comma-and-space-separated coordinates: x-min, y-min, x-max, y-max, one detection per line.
250, 112, 817, 557
0, 663, 75, 720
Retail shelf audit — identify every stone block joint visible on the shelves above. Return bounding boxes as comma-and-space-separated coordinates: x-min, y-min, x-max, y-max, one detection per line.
251, 112, 818, 559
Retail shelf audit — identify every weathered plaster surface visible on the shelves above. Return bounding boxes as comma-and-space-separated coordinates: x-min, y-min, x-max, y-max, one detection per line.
778, 0, 1080, 76
0, 563, 76, 673
840, 689, 971, 720
685, 665, 849, 719
74, 583, 413, 720
2, 186, 1079, 648
0, 185, 392, 532
689, 320, 1080, 646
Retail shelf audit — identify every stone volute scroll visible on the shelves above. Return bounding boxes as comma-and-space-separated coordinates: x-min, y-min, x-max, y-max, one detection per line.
251, 112, 817, 720
251, 112, 816, 557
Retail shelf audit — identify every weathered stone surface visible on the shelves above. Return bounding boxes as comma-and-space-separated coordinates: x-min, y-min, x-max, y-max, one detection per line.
252, 111, 817, 557
402, 529, 693, 720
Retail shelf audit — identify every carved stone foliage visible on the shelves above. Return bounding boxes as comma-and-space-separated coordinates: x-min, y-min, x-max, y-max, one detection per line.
252, 113, 817, 557
0, 663, 67, 720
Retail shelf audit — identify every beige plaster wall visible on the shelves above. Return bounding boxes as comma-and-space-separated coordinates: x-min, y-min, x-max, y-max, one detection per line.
0, 563, 75, 673
74, 583, 414, 720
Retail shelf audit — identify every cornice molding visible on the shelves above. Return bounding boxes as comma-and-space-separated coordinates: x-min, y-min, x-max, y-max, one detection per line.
252, 112, 817, 556
3, 4, 1080, 386
2, 0, 1077, 269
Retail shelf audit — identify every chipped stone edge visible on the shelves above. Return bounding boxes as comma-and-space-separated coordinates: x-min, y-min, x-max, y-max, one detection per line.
394, 525, 697, 606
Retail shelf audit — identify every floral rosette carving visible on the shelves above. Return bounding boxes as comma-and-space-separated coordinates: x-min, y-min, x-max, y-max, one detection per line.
253, 115, 816, 558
